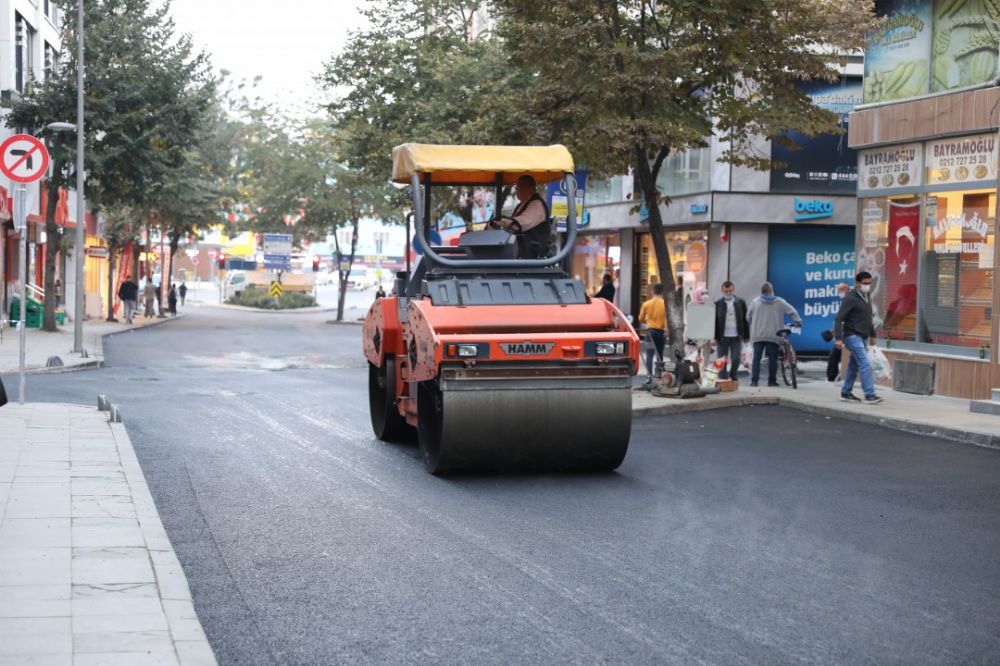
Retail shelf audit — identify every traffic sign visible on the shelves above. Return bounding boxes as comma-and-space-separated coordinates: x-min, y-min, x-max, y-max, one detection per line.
207, 248, 218, 258
263, 233, 293, 255
191, 257, 200, 267
0, 134, 50, 184
269, 281, 284, 298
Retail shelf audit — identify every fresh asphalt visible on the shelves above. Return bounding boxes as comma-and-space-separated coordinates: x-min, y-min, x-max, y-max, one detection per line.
8, 305, 1000, 665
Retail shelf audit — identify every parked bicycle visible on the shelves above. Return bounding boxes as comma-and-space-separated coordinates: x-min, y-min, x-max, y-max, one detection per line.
776, 325, 801, 388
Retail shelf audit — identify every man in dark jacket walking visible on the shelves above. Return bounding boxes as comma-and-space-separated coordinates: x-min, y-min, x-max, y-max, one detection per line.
594, 273, 615, 301
713, 281, 749, 380
835, 271, 883, 404
117, 275, 138, 324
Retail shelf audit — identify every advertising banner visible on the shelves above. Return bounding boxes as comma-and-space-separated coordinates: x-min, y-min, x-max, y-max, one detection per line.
767, 226, 856, 353
930, 1, 1000, 92
770, 78, 862, 194
858, 142, 923, 191
863, 0, 933, 104
925, 132, 998, 185
547, 169, 588, 231
883, 202, 921, 336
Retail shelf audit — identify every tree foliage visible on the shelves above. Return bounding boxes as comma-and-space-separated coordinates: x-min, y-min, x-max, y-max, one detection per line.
492, 0, 878, 354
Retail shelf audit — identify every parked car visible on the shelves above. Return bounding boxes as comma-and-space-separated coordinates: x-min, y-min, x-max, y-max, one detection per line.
223, 271, 247, 299
347, 266, 379, 290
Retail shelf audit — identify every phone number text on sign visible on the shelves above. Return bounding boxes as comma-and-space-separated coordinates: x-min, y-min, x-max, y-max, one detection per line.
926, 133, 998, 185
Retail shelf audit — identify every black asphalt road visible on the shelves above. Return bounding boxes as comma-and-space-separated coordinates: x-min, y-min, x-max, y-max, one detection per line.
11, 306, 1000, 665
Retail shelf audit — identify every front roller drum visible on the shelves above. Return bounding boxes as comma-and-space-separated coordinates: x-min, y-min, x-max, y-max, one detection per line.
417, 379, 632, 475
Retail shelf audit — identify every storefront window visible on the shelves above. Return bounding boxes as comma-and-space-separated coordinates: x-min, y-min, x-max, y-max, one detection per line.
587, 177, 627, 206
572, 233, 621, 298
656, 147, 710, 197
638, 229, 708, 306
920, 189, 995, 351
860, 195, 920, 341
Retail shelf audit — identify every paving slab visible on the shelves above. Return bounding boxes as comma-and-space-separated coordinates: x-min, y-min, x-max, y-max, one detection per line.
0, 403, 217, 665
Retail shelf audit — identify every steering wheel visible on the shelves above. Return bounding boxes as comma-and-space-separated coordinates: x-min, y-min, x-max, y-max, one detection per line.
487, 215, 523, 234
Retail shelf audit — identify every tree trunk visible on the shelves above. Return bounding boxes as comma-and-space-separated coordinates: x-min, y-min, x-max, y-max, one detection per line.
167, 229, 179, 295
42, 178, 61, 332
336, 217, 361, 322
635, 146, 684, 359
106, 248, 117, 321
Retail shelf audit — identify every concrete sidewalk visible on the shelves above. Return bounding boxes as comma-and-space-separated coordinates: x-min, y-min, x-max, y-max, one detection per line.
0, 313, 182, 375
0, 402, 216, 666
632, 366, 1000, 449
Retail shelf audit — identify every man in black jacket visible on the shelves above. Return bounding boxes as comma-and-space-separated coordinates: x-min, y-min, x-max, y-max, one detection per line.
834, 271, 883, 404
117, 275, 139, 325
713, 281, 749, 380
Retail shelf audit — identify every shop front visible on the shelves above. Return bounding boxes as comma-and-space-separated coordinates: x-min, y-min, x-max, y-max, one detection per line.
851, 130, 998, 398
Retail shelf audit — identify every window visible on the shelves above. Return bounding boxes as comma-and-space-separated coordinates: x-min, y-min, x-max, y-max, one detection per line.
655, 147, 711, 197
15, 14, 36, 93
587, 177, 626, 205
920, 189, 995, 351
638, 230, 708, 305
44, 42, 58, 79
572, 233, 621, 297
860, 195, 921, 342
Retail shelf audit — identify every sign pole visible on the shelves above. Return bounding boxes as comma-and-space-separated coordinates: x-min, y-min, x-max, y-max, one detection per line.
15, 184, 26, 404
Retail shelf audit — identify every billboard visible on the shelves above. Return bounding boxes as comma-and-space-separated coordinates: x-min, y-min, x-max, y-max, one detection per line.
863, 0, 999, 104
771, 78, 863, 194
767, 226, 857, 353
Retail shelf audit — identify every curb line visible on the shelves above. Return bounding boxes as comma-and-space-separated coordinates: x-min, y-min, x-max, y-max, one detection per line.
196, 302, 338, 315
108, 416, 219, 665
632, 394, 1000, 450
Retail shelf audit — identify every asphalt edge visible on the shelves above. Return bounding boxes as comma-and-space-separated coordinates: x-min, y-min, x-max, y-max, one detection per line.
195, 302, 338, 315
107, 416, 219, 666
632, 392, 1000, 450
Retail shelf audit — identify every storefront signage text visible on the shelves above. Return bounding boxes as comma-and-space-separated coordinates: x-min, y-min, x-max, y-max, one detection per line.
858, 142, 922, 191
925, 133, 998, 185
794, 198, 834, 221
689, 203, 708, 214
931, 211, 989, 254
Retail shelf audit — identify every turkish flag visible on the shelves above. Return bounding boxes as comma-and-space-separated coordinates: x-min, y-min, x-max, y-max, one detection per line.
884, 202, 920, 337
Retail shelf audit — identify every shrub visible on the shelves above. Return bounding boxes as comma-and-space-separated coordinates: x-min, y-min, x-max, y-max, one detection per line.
226, 286, 317, 309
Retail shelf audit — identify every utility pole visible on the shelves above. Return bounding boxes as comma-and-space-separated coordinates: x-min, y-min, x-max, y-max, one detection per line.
72, 0, 85, 354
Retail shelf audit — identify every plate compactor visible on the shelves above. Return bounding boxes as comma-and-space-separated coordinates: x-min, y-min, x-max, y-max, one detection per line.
363, 144, 640, 474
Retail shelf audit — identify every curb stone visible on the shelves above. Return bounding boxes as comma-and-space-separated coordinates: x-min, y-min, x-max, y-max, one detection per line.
632, 392, 1000, 450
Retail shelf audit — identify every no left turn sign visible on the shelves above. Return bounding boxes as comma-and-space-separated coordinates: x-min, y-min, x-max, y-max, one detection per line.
0, 134, 50, 184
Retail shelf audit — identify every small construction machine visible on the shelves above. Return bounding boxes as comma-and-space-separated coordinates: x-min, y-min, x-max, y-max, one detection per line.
363, 144, 639, 474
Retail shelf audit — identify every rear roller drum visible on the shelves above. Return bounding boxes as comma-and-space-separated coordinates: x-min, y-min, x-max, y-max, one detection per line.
369, 358, 415, 442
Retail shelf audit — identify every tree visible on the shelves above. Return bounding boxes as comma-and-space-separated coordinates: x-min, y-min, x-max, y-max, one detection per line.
5, 0, 214, 331
493, 0, 878, 356
98, 205, 140, 321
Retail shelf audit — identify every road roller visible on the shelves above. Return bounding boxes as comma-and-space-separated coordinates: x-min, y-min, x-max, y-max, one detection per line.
363, 143, 640, 474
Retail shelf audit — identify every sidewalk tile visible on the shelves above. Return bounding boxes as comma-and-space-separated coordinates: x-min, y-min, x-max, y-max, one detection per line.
73, 612, 169, 634
4, 483, 71, 519
72, 558, 155, 586
0, 618, 72, 655
0, 585, 71, 618
73, 629, 175, 654
0, 548, 71, 586
0, 518, 71, 548
71, 596, 164, 617
72, 582, 160, 599
71, 497, 137, 519
0, 655, 72, 665
72, 518, 145, 548
71, 479, 131, 496
75, 653, 179, 666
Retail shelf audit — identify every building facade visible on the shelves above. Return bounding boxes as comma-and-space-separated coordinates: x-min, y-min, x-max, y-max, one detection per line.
847, 0, 1000, 399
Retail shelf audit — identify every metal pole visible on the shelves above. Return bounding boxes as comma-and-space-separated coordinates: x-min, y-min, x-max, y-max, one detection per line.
0, 202, 5, 337
72, 0, 85, 353
16, 185, 27, 404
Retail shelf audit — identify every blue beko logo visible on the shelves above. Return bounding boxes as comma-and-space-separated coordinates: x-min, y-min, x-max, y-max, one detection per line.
794, 198, 834, 221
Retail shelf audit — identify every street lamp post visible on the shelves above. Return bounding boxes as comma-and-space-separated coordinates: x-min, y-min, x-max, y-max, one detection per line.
46, 2, 84, 354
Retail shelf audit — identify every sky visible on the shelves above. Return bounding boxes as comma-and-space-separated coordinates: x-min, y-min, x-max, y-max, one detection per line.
163, 0, 367, 119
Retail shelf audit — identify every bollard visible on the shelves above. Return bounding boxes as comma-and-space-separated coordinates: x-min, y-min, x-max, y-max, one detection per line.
97, 394, 110, 411
109, 404, 122, 423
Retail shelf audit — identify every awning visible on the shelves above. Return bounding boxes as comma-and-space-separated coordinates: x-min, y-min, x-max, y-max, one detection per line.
391, 143, 574, 186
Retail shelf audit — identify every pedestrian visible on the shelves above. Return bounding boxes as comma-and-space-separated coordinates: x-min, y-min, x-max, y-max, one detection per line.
747, 282, 802, 387
168, 283, 178, 316
638, 283, 667, 388
154, 279, 163, 316
179, 282, 187, 306
825, 282, 851, 382
713, 280, 749, 380
118, 275, 139, 324
143, 278, 156, 317
54, 279, 62, 308
835, 271, 883, 404
375, 285, 386, 300
594, 273, 615, 301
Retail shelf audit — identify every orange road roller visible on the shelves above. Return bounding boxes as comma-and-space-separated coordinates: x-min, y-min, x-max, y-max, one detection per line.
363, 144, 640, 474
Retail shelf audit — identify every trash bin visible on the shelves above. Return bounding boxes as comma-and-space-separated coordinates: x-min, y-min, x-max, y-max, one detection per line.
10, 298, 43, 328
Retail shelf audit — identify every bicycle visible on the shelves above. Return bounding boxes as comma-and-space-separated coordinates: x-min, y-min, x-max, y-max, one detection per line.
776, 325, 801, 389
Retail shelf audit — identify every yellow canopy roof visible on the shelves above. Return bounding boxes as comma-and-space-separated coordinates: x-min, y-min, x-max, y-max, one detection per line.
391, 143, 574, 185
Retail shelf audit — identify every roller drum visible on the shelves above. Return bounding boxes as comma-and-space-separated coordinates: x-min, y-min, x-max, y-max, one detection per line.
417, 373, 632, 474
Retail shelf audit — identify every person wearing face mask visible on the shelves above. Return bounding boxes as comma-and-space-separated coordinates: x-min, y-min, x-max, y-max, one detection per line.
834, 271, 883, 404
747, 282, 802, 387
713, 281, 749, 380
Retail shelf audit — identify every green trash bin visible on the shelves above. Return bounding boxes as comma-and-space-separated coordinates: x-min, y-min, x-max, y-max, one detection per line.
10, 298, 43, 328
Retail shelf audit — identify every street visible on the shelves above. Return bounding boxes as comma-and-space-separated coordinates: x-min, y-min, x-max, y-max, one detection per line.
9, 305, 1000, 665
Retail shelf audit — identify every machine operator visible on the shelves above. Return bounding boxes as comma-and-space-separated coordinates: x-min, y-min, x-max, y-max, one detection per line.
491, 174, 554, 259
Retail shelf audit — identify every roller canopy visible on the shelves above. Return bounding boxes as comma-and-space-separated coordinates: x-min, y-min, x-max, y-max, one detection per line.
391, 143, 574, 185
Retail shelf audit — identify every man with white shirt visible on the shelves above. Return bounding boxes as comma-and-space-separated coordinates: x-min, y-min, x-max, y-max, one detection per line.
495, 175, 553, 259
713, 281, 749, 380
